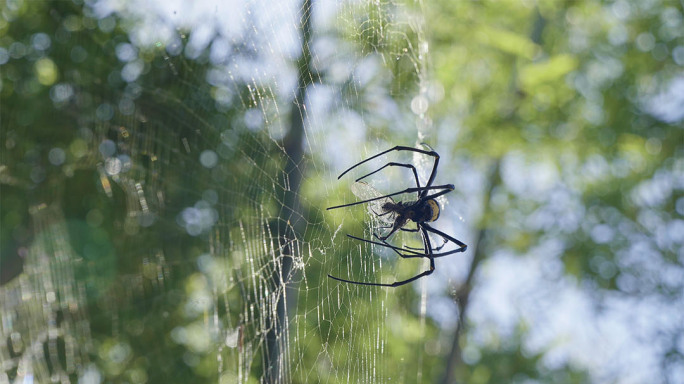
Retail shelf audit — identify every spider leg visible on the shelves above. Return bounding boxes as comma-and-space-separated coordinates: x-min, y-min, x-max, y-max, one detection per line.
419, 143, 436, 152
371, 232, 426, 255
327, 267, 433, 287
400, 228, 420, 234
414, 222, 447, 251
327, 184, 454, 211
376, 237, 423, 258
422, 185, 455, 201
373, 228, 435, 287
377, 226, 400, 241
374, 222, 421, 251
354, 162, 422, 199
371, 210, 396, 221
398, 224, 443, 250
418, 146, 439, 197
337, 145, 439, 180
347, 234, 427, 258
399, 223, 420, 233
420, 223, 468, 257
432, 236, 449, 252
372, 218, 415, 241
328, 231, 435, 287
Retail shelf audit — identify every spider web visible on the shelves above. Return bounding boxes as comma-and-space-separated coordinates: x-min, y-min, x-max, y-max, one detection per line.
3, 0, 681, 383
0, 0, 452, 382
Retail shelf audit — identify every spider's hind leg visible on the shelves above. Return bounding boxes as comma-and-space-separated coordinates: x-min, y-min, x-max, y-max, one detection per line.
399, 223, 420, 233
348, 234, 428, 259
328, 233, 435, 287
421, 223, 468, 257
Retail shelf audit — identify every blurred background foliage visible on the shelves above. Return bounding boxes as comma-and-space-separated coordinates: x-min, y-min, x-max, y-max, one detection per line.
1, 0, 683, 383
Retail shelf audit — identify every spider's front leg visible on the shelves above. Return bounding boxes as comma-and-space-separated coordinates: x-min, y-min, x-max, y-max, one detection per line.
354, 162, 422, 198
337, 145, 439, 180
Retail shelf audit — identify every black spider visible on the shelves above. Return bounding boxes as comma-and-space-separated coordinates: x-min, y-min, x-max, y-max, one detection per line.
327, 144, 467, 287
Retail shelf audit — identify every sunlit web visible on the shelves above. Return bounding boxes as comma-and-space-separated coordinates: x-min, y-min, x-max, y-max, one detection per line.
0, 0, 446, 382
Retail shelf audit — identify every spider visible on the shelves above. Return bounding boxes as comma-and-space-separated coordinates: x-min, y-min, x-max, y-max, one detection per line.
327, 144, 467, 287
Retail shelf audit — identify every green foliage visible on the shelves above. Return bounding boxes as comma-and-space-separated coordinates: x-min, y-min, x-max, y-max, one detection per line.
424, 0, 683, 381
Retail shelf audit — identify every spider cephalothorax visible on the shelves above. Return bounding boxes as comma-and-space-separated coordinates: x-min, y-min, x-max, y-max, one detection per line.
327, 144, 467, 287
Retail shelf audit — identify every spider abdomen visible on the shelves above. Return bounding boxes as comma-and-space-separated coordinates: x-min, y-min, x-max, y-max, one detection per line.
401, 199, 437, 224
426, 199, 440, 222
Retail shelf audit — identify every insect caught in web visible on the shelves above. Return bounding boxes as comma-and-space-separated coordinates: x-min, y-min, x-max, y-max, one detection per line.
327, 144, 467, 287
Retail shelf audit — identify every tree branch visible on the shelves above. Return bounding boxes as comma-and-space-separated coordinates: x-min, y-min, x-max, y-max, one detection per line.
440, 159, 500, 384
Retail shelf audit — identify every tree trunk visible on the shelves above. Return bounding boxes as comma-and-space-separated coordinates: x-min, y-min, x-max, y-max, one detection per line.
263, 0, 313, 382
